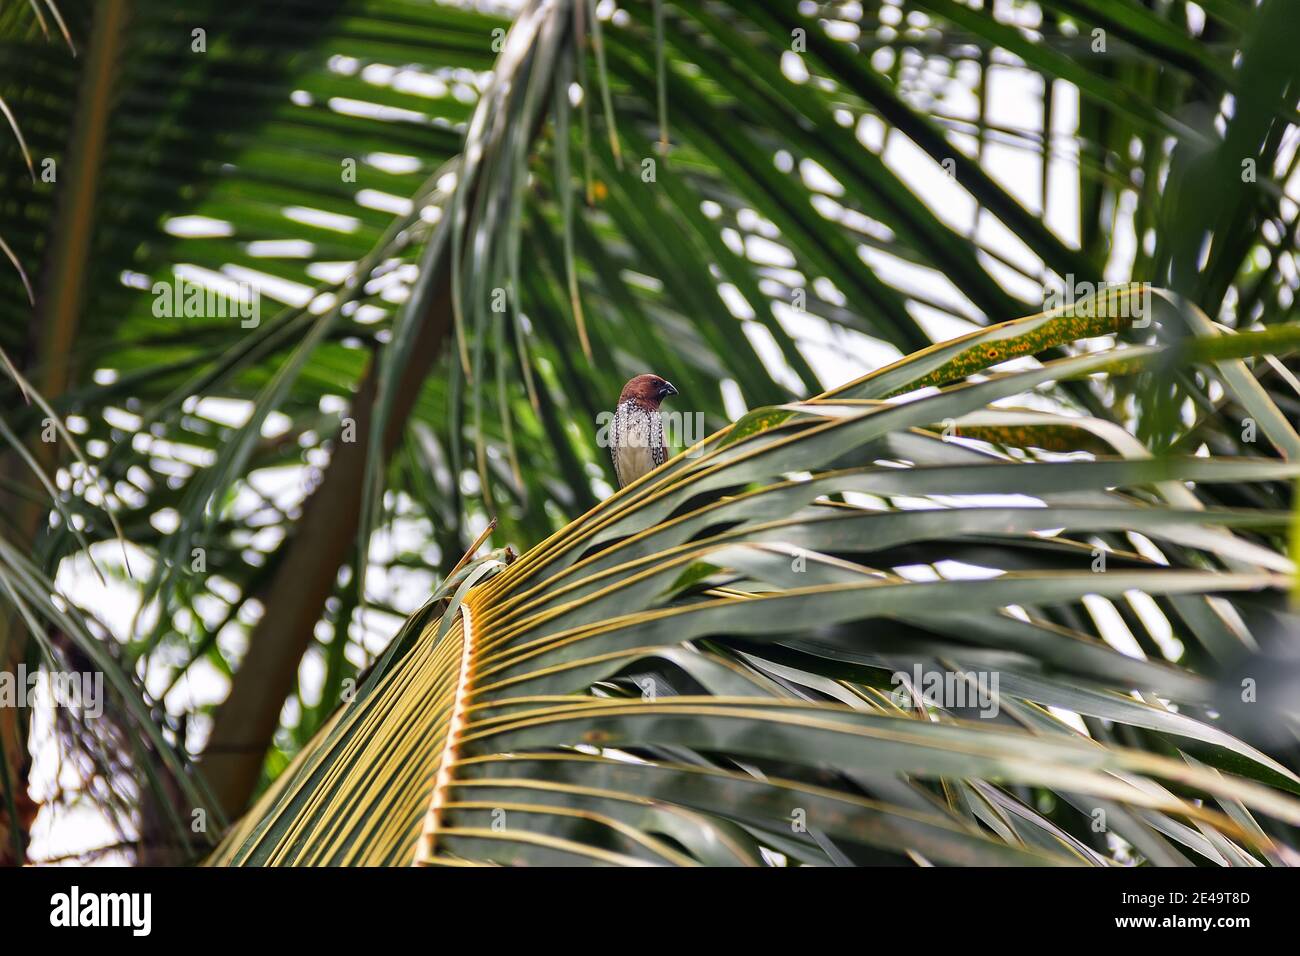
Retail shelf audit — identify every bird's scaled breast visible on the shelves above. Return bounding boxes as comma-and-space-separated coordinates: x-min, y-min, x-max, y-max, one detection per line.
612, 402, 664, 486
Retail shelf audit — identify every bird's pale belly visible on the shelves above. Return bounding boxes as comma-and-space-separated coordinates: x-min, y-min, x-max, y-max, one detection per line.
615, 442, 655, 486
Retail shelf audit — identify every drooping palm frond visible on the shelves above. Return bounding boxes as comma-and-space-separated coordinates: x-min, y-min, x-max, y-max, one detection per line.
211, 296, 1300, 866
2, 0, 576, 843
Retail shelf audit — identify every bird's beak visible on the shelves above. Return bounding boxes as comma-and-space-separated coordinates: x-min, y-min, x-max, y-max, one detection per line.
661, 381, 678, 398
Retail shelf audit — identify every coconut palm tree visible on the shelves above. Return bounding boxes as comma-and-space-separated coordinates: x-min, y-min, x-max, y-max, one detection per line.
1, 0, 1299, 865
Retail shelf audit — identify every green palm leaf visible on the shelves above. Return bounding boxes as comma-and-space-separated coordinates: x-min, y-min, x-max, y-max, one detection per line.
211, 306, 1300, 866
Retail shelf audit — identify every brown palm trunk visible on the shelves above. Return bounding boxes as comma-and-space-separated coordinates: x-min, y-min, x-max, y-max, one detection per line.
199, 0, 571, 821
0, 0, 130, 865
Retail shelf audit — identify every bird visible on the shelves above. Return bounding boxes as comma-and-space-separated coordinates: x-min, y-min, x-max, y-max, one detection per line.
610, 373, 677, 488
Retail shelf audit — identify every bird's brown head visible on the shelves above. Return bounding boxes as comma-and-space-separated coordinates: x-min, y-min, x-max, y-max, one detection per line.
619, 373, 678, 408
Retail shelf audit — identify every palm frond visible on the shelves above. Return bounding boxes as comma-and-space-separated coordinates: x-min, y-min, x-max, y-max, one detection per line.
213, 300, 1300, 866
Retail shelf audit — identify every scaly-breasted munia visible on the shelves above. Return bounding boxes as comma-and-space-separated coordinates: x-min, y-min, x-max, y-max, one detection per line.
610, 373, 677, 488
